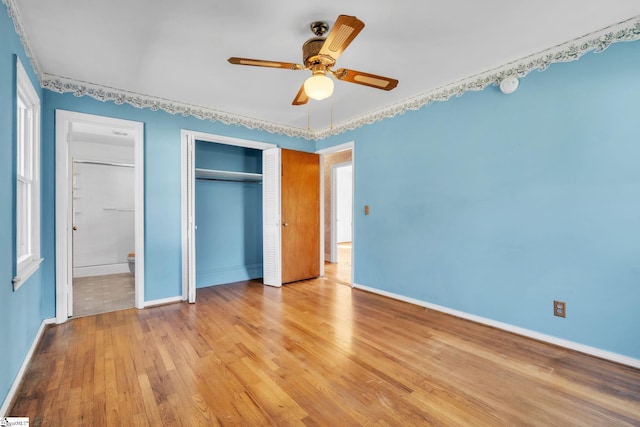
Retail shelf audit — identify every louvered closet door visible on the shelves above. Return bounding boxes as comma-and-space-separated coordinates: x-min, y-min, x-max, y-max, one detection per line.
262, 147, 282, 287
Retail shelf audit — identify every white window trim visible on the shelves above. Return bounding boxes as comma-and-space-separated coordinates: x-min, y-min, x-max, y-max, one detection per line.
13, 58, 42, 291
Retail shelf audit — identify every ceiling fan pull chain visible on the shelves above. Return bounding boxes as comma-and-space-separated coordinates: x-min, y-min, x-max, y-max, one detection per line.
307, 103, 311, 131
330, 95, 333, 130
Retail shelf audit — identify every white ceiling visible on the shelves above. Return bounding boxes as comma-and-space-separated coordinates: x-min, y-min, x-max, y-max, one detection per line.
13, 0, 640, 134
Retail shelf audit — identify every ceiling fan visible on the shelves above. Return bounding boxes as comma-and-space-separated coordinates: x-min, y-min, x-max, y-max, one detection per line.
228, 15, 398, 105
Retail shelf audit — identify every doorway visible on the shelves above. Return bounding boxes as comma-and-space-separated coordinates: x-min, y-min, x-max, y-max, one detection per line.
71, 159, 135, 316
318, 142, 354, 286
55, 110, 145, 322
333, 162, 352, 285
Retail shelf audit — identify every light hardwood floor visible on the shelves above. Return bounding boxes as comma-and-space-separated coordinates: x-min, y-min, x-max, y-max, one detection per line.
10, 273, 640, 425
325, 242, 352, 285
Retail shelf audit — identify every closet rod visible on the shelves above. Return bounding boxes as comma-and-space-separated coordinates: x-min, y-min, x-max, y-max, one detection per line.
195, 177, 262, 184
73, 159, 134, 168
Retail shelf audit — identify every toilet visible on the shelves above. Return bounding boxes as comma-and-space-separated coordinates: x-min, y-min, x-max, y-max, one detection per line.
127, 252, 135, 275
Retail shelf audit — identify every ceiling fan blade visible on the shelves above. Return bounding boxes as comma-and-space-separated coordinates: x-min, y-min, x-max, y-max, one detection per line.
292, 84, 309, 105
228, 57, 304, 70
333, 68, 398, 91
319, 15, 365, 61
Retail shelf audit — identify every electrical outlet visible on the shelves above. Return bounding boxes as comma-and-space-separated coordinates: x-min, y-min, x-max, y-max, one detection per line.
554, 300, 566, 318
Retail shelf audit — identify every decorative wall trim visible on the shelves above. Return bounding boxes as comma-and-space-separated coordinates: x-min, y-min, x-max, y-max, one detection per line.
2, 0, 44, 82
4, 0, 639, 140
353, 283, 640, 369
42, 74, 314, 140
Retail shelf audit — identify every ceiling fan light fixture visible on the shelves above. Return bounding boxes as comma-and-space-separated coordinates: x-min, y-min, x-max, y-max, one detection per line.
228, 15, 397, 106
304, 74, 334, 100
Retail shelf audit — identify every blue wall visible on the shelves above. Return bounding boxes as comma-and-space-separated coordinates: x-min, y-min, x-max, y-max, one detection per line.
318, 39, 640, 359
0, 1, 45, 411
195, 142, 263, 286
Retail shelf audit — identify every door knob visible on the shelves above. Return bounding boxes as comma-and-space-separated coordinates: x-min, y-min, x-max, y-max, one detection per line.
72, 225, 78, 231
282, 222, 289, 227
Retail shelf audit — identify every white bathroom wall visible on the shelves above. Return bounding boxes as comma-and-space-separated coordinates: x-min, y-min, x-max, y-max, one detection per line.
70, 131, 135, 277
336, 164, 353, 243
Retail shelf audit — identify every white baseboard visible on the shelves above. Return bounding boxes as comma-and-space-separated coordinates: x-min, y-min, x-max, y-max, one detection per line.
196, 263, 263, 288
143, 295, 184, 308
1, 317, 56, 417
73, 263, 131, 278
352, 283, 640, 369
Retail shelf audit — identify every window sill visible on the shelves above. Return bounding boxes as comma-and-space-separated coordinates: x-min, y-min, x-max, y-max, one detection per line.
13, 258, 43, 291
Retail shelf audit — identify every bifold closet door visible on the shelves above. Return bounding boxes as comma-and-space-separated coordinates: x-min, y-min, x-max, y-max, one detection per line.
281, 149, 320, 284
262, 147, 282, 287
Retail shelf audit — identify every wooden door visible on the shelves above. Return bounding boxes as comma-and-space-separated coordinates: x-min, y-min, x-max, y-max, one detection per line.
281, 149, 320, 284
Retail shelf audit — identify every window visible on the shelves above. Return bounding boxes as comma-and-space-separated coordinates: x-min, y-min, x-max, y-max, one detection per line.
13, 58, 41, 290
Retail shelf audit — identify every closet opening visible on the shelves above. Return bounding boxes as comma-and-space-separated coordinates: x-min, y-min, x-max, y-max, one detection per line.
181, 131, 279, 303
194, 142, 264, 289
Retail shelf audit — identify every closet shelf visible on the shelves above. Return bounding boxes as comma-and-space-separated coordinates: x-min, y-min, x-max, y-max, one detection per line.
195, 168, 262, 182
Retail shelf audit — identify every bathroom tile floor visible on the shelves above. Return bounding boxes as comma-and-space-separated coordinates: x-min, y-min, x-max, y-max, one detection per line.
72, 273, 135, 317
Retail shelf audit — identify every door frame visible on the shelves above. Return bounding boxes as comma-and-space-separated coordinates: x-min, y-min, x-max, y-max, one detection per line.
55, 110, 145, 323
181, 130, 277, 302
316, 141, 355, 285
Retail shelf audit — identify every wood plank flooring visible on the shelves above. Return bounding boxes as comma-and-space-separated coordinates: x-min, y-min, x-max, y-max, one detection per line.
324, 242, 352, 286
10, 275, 640, 426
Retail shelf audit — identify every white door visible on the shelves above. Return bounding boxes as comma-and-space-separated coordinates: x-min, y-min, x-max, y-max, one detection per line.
183, 134, 196, 303
262, 147, 282, 287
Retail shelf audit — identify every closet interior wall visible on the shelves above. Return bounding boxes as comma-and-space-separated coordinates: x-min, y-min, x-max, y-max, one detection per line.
194, 141, 264, 287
